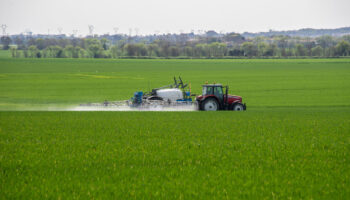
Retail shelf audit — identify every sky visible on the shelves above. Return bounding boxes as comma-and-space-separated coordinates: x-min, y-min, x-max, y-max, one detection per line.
1, 0, 350, 36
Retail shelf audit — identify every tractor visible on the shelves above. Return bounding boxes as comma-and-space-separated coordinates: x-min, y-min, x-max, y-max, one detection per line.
80, 77, 247, 111
196, 84, 246, 111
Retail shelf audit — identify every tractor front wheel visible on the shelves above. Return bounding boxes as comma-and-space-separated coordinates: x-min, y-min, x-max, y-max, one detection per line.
201, 98, 219, 111
232, 103, 244, 111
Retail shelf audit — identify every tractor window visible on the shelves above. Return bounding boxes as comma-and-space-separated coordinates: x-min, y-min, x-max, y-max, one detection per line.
202, 86, 213, 95
214, 86, 223, 96
202, 87, 207, 95
207, 87, 213, 95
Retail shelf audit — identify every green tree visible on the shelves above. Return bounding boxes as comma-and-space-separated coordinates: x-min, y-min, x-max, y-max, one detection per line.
14, 37, 25, 50
10, 46, 21, 58
311, 46, 323, 57
284, 48, 294, 57
208, 42, 226, 57
147, 44, 158, 57
275, 36, 289, 56
100, 38, 109, 50
62, 45, 79, 58
36, 38, 46, 50
169, 46, 180, 57
64, 45, 75, 58
23, 49, 28, 58
335, 41, 350, 56
184, 46, 193, 57
1, 36, 12, 50
304, 38, 315, 56
28, 45, 39, 58
295, 44, 307, 56
241, 42, 257, 57
341, 35, 350, 43
88, 44, 104, 58
228, 48, 244, 56
156, 40, 171, 57
44, 46, 64, 58
75, 47, 86, 58
316, 35, 335, 57
263, 44, 278, 57
110, 45, 121, 58
124, 44, 137, 57
194, 44, 207, 57
84, 38, 101, 49
257, 42, 268, 56
135, 43, 148, 57
316, 35, 335, 49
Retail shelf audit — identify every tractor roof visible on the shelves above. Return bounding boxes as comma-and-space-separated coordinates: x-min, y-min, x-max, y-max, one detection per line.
202, 84, 223, 87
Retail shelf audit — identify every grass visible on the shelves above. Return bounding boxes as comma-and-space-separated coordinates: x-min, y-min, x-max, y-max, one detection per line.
1, 108, 349, 199
0, 58, 349, 109
0, 58, 350, 199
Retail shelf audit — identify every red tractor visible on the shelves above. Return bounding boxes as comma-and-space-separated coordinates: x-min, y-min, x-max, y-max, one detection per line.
196, 84, 246, 111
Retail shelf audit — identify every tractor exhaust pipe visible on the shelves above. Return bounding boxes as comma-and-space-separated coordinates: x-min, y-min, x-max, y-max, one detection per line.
225, 85, 229, 110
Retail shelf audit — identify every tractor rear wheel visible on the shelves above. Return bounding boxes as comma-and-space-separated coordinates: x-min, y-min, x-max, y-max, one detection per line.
232, 103, 244, 111
202, 98, 219, 111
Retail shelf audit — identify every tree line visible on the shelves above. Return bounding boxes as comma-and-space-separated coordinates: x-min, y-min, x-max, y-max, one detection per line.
2, 33, 350, 59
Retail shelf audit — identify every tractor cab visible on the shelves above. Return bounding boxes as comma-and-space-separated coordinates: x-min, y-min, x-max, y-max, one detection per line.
202, 84, 225, 103
196, 84, 246, 111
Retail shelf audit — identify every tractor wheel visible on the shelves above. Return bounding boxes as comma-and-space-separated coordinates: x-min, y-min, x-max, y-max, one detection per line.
202, 98, 219, 111
232, 103, 244, 111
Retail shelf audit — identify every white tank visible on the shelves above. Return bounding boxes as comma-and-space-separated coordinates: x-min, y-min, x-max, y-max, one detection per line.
156, 88, 183, 102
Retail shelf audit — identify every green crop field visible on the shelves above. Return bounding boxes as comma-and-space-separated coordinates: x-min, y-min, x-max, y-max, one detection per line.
1, 58, 350, 199
1, 58, 350, 110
